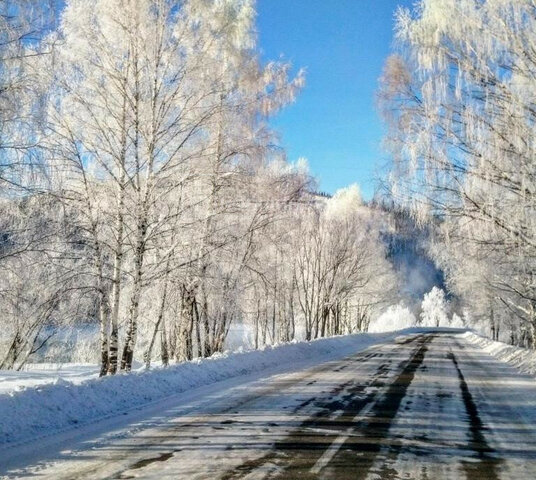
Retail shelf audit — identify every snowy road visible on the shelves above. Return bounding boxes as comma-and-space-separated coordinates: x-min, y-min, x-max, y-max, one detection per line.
3, 332, 536, 479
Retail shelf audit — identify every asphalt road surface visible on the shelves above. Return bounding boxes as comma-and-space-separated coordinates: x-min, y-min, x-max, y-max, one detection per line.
4, 332, 536, 479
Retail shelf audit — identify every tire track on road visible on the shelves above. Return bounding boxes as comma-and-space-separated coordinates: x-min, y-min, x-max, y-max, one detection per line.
220, 350, 397, 479
324, 335, 433, 479
447, 351, 502, 480
222, 336, 429, 479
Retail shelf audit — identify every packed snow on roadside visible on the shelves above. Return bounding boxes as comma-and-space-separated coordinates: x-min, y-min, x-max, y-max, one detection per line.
463, 331, 536, 376
0, 329, 428, 448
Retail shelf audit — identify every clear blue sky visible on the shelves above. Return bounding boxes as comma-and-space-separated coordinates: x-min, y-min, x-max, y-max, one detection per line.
257, 0, 413, 199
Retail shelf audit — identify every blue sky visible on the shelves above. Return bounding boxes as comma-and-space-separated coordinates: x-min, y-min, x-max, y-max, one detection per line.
257, 0, 414, 199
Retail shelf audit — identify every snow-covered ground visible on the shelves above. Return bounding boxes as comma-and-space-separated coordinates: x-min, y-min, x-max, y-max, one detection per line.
3, 328, 534, 451
4, 329, 536, 480
0, 329, 429, 449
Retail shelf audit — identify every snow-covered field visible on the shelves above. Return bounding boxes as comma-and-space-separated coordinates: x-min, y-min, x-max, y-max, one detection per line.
0, 329, 429, 448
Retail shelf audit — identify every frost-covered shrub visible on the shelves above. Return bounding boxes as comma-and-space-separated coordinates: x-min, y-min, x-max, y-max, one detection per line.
368, 303, 417, 332
450, 313, 465, 328
324, 184, 362, 221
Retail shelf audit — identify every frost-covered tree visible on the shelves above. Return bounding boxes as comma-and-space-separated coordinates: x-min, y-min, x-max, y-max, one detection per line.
45, 0, 304, 371
0, 193, 93, 370
419, 287, 449, 327
292, 185, 397, 339
379, 0, 536, 344
0, 0, 55, 192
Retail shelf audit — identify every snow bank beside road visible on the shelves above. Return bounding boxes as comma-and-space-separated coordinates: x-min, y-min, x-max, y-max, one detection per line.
463, 331, 536, 376
0, 330, 420, 448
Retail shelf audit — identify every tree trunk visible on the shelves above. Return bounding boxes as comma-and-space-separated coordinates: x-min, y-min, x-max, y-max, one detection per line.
98, 291, 110, 377
160, 317, 169, 366
120, 285, 141, 372
120, 235, 145, 371
107, 189, 125, 375
144, 276, 169, 369
194, 299, 202, 358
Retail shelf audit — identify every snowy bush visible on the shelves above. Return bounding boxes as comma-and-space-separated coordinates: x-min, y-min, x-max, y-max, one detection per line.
324, 184, 362, 221
368, 303, 417, 332
450, 313, 465, 329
